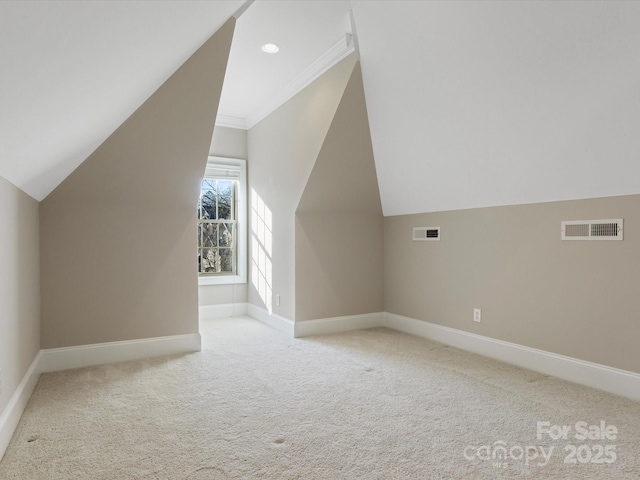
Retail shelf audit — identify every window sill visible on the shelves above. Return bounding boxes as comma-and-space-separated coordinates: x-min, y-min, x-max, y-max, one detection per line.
198, 274, 246, 286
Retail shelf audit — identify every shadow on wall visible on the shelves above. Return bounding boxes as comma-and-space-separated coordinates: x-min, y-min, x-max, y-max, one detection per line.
251, 188, 273, 312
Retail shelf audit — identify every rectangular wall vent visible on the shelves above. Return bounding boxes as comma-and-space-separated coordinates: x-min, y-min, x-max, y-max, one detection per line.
413, 226, 440, 241
561, 219, 623, 241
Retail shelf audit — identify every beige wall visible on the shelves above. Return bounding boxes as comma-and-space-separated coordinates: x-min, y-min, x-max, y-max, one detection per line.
0, 176, 40, 416
209, 125, 247, 160
247, 54, 356, 320
40, 19, 235, 348
295, 63, 383, 321
384, 194, 640, 373
199, 126, 248, 306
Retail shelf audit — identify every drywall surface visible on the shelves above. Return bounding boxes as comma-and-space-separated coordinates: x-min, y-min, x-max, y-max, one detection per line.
198, 284, 247, 307
0, 177, 40, 416
355, 1, 640, 215
384, 194, 640, 373
209, 125, 247, 160
40, 19, 235, 348
295, 63, 383, 321
0, 1, 243, 201
199, 126, 248, 306
247, 54, 356, 320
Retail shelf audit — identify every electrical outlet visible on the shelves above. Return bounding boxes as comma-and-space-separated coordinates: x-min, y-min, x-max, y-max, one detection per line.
473, 308, 482, 323
276, 294, 280, 307
0, 368, 2, 395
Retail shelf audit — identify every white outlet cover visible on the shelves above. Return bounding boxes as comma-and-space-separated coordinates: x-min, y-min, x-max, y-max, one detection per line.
474, 308, 482, 323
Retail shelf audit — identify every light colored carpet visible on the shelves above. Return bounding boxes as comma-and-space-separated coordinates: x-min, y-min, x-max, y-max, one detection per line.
1, 316, 639, 479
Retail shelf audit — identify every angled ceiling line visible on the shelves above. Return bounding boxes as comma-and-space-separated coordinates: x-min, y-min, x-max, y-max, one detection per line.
349, 9, 361, 61
232, 0, 255, 19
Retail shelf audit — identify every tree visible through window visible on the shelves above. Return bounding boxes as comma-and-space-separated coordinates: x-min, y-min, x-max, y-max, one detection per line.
197, 178, 237, 275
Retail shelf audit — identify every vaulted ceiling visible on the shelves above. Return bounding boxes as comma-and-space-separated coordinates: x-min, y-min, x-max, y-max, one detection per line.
357, 1, 640, 215
2, 1, 640, 215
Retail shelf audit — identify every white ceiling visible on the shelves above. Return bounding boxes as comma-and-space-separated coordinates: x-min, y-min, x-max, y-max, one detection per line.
354, 1, 640, 215
217, 0, 353, 127
2, 1, 640, 215
0, 0, 352, 200
0, 0, 243, 200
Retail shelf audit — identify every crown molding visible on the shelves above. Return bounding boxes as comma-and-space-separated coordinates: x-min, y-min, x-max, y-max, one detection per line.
215, 114, 248, 130
244, 33, 355, 130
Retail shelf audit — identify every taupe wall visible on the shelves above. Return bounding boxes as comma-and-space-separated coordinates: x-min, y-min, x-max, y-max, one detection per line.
247, 54, 356, 320
295, 63, 383, 321
199, 126, 248, 306
208, 126, 247, 160
384, 194, 640, 373
40, 19, 235, 348
0, 176, 40, 416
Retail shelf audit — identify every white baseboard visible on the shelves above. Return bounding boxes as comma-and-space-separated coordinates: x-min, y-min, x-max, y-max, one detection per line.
4, 311, 637, 466
1, 333, 201, 461
0, 351, 42, 462
39, 333, 202, 374
247, 304, 294, 336
199, 303, 248, 320
384, 312, 640, 403
294, 312, 384, 338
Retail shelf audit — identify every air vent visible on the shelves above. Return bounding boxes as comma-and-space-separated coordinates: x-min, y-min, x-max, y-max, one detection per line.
413, 226, 440, 241
561, 219, 623, 241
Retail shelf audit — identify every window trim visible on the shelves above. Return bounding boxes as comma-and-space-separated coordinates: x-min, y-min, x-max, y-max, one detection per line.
198, 156, 247, 286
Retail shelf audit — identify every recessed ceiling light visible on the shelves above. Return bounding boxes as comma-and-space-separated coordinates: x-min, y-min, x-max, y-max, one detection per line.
261, 43, 280, 54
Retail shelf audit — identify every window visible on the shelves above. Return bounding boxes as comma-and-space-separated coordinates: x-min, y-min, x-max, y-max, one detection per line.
197, 157, 247, 285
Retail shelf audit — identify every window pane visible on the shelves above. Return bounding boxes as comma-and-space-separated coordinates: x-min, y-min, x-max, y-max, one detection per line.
198, 171, 241, 278
201, 191, 216, 219
202, 248, 221, 273
218, 196, 232, 220
217, 180, 232, 196
202, 223, 217, 248
219, 223, 233, 247
218, 248, 234, 272
202, 179, 216, 194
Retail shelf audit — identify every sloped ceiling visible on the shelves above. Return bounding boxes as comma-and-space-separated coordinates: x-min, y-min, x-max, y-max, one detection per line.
0, 0, 243, 200
354, 1, 640, 215
2, 1, 640, 214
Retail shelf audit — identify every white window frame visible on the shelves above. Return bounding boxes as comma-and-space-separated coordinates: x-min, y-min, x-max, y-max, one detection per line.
198, 156, 247, 286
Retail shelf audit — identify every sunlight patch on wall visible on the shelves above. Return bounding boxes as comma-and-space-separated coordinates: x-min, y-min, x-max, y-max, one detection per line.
251, 188, 273, 312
